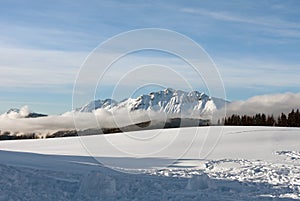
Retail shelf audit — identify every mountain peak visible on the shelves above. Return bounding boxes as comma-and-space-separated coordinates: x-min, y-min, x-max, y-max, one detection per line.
5, 106, 47, 118
163, 88, 175, 93
7, 108, 20, 114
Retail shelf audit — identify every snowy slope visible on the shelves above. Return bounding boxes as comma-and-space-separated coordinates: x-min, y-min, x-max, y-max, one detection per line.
0, 126, 299, 200
78, 88, 227, 117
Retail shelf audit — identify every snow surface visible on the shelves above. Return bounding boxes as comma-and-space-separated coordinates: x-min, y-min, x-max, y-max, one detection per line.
0, 126, 300, 200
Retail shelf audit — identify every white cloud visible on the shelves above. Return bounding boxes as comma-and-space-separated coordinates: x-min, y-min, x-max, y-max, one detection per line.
218, 92, 300, 117
0, 106, 30, 119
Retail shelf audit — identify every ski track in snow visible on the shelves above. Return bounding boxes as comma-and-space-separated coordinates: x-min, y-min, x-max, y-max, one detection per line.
0, 126, 299, 200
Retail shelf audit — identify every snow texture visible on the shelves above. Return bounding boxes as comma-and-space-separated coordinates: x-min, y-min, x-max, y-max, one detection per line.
0, 126, 299, 200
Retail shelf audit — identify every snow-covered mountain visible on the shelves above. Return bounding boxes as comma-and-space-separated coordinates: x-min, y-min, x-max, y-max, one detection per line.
4, 107, 47, 118
78, 88, 228, 117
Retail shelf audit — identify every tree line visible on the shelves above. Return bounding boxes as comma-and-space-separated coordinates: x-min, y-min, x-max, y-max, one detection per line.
222, 109, 300, 127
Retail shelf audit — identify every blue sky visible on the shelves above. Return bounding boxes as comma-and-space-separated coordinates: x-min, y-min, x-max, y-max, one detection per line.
1, 0, 300, 114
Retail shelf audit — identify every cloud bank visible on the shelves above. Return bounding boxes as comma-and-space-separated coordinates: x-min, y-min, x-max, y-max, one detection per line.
220, 92, 300, 117
0, 107, 169, 135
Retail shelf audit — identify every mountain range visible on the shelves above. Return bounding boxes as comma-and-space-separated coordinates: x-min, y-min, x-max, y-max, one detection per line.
78, 88, 227, 118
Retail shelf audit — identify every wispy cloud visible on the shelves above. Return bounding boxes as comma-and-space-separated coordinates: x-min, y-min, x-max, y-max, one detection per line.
0, 47, 87, 88
181, 7, 300, 38
181, 7, 300, 29
216, 57, 300, 89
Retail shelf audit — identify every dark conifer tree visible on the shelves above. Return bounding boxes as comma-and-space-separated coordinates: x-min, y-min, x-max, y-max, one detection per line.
288, 109, 296, 127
